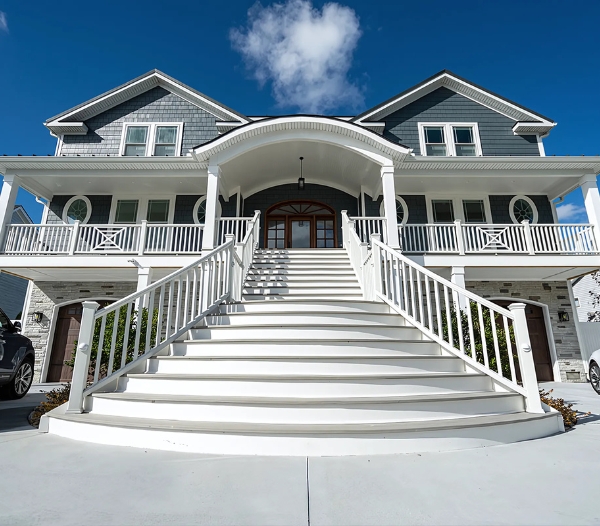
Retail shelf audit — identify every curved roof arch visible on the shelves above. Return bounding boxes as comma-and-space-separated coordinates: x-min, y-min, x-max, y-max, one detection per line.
191, 115, 413, 167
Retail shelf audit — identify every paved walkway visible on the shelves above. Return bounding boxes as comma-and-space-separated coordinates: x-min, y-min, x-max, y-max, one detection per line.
0, 382, 598, 525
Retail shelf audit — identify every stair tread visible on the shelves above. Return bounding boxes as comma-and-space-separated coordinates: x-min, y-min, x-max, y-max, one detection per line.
178, 338, 432, 343
91, 391, 518, 405
125, 371, 483, 380
154, 355, 452, 361
51, 410, 555, 434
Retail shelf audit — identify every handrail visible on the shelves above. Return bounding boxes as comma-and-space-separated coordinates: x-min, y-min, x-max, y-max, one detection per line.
66, 240, 239, 414
369, 237, 543, 413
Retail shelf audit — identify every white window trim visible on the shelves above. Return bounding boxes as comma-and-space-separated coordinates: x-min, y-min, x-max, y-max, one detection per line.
509, 195, 538, 224
193, 196, 222, 225
379, 195, 409, 225
426, 195, 492, 224
62, 195, 92, 224
418, 122, 483, 157
109, 195, 176, 224
119, 122, 184, 157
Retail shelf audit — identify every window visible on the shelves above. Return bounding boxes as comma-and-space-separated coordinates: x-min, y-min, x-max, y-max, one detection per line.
62, 196, 92, 224
193, 197, 221, 225
462, 199, 486, 223
114, 200, 139, 223
379, 196, 409, 225
121, 123, 182, 157
154, 126, 178, 156
419, 123, 481, 157
432, 200, 455, 223
146, 200, 170, 223
509, 196, 538, 224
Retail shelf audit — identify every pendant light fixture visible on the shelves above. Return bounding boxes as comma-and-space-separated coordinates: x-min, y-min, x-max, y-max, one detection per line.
298, 156, 305, 190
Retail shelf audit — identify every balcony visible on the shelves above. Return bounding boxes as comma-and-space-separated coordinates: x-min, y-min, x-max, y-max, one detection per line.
2, 218, 252, 255
350, 217, 599, 255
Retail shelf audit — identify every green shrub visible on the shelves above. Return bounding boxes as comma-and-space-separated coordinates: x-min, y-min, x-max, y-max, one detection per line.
29, 384, 71, 428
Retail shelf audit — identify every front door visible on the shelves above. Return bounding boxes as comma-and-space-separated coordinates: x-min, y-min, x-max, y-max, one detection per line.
265, 200, 337, 249
495, 301, 554, 382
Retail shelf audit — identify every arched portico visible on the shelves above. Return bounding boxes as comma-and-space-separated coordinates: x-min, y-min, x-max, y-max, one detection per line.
192, 116, 409, 249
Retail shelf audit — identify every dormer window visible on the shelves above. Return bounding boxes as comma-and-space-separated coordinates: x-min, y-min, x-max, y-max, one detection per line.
419, 123, 482, 157
120, 123, 183, 156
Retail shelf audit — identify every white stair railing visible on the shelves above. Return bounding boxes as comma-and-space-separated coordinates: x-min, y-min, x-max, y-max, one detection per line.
342, 211, 373, 300
230, 211, 261, 301
66, 243, 234, 414
368, 236, 543, 413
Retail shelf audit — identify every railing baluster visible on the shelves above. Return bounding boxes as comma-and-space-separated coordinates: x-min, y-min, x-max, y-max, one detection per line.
490, 309, 502, 374
94, 315, 107, 384
120, 302, 133, 369
503, 315, 516, 382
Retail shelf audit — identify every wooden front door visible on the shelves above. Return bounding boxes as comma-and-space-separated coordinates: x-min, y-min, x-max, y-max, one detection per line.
495, 301, 554, 382
47, 301, 112, 383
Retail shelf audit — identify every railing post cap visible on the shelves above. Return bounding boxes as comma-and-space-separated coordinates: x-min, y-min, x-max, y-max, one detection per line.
507, 302, 526, 311
82, 300, 100, 311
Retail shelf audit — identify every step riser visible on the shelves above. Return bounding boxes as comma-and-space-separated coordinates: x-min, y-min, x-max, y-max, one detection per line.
246, 275, 356, 281
248, 269, 356, 276
189, 326, 423, 341
242, 295, 365, 301
243, 288, 361, 296
206, 313, 406, 327
88, 395, 524, 424
220, 302, 391, 314
118, 375, 493, 397
171, 341, 442, 357
244, 282, 359, 288
46, 413, 562, 456
146, 358, 464, 375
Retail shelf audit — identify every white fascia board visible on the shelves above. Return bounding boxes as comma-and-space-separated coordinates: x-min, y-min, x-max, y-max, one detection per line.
0, 156, 204, 171
44, 122, 89, 135
355, 72, 555, 129
513, 121, 557, 137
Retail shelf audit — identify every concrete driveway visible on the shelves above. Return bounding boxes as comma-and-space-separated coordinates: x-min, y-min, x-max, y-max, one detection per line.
0, 382, 598, 526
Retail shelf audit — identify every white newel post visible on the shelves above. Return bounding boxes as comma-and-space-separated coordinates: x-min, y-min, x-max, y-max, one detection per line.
66, 301, 100, 414
202, 164, 221, 250
0, 174, 21, 251
381, 165, 400, 249
508, 303, 544, 413
371, 233, 383, 299
580, 174, 600, 249
450, 266, 468, 310
454, 220, 465, 255
136, 266, 154, 309
522, 220, 535, 255
224, 233, 241, 301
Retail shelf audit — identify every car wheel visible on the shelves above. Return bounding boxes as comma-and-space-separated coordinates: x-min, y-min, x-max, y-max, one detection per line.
6, 359, 34, 399
591, 362, 600, 395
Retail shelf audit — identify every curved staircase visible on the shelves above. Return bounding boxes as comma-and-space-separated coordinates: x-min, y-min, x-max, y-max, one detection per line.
44, 249, 563, 455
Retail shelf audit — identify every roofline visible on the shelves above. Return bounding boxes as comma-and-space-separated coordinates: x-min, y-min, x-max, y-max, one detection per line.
190, 114, 411, 152
12, 204, 33, 224
45, 69, 249, 126
353, 69, 555, 126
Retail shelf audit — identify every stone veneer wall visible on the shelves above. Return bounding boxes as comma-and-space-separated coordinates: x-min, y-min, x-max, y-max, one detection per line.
24, 281, 136, 382
466, 280, 583, 382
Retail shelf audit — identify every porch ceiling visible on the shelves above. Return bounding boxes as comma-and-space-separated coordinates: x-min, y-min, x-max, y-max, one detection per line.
220, 140, 380, 197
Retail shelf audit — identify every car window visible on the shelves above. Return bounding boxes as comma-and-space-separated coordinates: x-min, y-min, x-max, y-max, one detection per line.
0, 311, 11, 330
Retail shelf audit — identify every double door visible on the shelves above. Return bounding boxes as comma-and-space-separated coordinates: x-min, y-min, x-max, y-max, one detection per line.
266, 216, 336, 248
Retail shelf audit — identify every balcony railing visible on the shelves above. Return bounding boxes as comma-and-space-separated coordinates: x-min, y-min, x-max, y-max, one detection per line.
2, 218, 253, 255
349, 217, 599, 255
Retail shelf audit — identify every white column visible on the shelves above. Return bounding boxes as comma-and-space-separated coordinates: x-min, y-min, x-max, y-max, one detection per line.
202, 164, 221, 250
0, 174, 21, 250
450, 266, 468, 310
381, 165, 400, 249
580, 174, 600, 248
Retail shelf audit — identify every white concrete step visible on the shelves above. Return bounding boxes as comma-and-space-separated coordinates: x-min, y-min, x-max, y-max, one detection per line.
146, 356, 464, 375
45, 410, 563, 456
248, 268, 356, 276
242, 288, 361, 297
242, 293, 364, 301
250, 262, 353, 269
118, 372, 493, 397
189, 325, 424, 341
206, 312, 406, 327
253, 251, 348, 259
88, 391, 524, 424
219, 300, 391, 314
243, 281, 359, 289
246, 275, 357, 283
171, 339, 442, 357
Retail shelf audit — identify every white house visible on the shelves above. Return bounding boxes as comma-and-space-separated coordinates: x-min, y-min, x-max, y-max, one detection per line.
1, 69, 600, 455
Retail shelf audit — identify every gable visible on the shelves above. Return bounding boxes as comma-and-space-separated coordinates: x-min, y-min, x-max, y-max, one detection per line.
60, 87, 220, 156
382, 87, 540, 156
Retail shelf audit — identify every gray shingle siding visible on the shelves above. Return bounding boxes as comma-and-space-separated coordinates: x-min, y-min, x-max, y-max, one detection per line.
362, 194, 427, 223
243, 184, 358, 248
0, 273, 28, 319
489, 195, 554, 224
60, 87, 219, 156
47, 195, 112, 224
382, 87, 540, 156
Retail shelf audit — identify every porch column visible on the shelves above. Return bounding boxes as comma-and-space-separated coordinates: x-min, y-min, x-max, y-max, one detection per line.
381, 165, 400, 249
451, 266, 468, 310
580, 174, 600, 248
202, 164, 221, 250
0, 174, 21, 250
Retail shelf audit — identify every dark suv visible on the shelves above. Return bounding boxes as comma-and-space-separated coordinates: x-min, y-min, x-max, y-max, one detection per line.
0, 308, 35, 399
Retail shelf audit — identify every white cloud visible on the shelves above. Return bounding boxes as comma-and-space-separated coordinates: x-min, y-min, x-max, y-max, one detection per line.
556, 202, 587, 222
230, 0, 363, 113
0, 12, 7, 33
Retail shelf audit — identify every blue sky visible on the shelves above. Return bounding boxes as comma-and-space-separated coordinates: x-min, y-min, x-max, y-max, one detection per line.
0, 0, 598, 222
